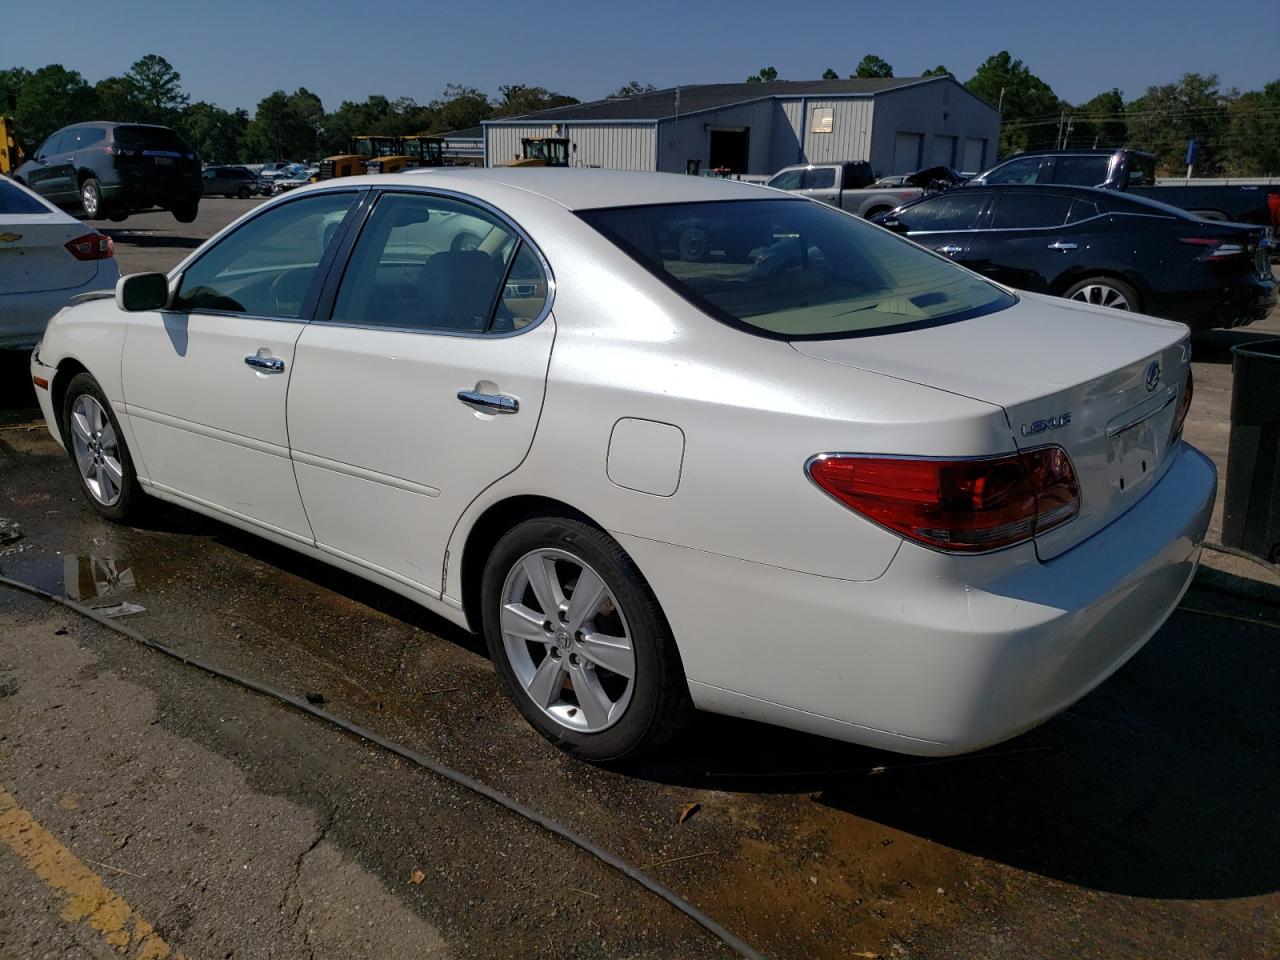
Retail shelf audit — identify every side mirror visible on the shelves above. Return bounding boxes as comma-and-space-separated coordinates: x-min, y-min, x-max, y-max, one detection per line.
116, 273, 171, 312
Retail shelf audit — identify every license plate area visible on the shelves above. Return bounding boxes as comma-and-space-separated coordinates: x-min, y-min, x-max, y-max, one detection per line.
153, 157, 173, 166
1107, 391, 1177, 494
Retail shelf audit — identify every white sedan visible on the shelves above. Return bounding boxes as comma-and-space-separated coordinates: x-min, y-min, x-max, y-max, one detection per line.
29, 169, 1215, 761
1, 176, 120, 350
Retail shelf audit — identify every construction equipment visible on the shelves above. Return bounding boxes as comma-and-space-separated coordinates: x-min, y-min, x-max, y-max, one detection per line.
366, 135, 445, 175
318, 135, 402, 180
507, 137, 570, 167
1, 116, 25, 176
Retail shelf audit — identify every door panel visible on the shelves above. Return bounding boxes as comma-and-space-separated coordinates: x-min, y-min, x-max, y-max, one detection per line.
122, 313, 315, 538
962, 192, 1084, 293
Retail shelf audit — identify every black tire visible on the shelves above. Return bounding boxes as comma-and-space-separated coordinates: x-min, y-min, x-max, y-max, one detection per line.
481, 517, 694, 762
237, 186, 250, 199
172, 201, 198, 224
61, 373, 145, 523
678, 227, 710, 262
80, 177, 103, 219
864, 206, 892, 220
107, 211, 128, 223
1062, 276, 1142, 313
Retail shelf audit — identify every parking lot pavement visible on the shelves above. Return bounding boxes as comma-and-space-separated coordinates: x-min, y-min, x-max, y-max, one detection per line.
1, 205, 1279, 959
87, 196, 269, 275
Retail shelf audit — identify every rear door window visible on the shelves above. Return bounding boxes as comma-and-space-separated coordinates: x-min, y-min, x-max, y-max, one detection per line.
894, 192, 989, 232
983, 156, 1046, 185
801, 167, 836, 190
1052, 155, 1112, 186
988, 193, 1074, 229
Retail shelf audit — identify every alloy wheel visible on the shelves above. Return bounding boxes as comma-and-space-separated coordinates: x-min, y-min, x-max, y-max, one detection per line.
1070, 283, 1132, 311
69, 394, 123, 506
81, 183, 100, 218
500, 548, 636, 733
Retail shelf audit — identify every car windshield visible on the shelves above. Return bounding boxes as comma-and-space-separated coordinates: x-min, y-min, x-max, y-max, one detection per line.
0, 179, 49, 214
578, 199, 1015, 339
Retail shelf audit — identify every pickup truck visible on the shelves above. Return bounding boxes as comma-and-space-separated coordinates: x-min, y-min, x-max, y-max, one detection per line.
967, 148, 1280, 227
765, 161, 964, 219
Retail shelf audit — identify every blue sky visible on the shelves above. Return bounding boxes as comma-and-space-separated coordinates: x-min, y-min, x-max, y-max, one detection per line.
3, 0, 1276, 112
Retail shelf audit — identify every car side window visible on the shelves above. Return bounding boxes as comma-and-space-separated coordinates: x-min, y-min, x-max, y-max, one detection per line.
173, 191, 358, 318
983, 157, 1045, 185
895, 193, 988, 232
1052, 156, 1111, 186
801, 168, 835, 190
768, 169, 804, 190
38, 133, 65, 158
1066, 198, 1100, 223
988, 193, 1074, 229
203, 168, 218, 179
331, 192, 546, 334
67, 128, 105, 150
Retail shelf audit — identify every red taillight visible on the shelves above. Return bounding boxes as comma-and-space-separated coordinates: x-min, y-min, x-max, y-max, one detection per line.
1172, 367, 1194, 442
65, 233, 114, 261
807, 448, 1080, 553
1178, 236, 1247, 261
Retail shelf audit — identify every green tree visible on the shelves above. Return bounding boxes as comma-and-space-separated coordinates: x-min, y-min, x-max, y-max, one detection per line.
432, 84, 494, 130
921, 65, 952, 77
243, 89, 323, 161
852, 55, 893, 79
125, 54, 189, 124
821, 68, 839, 80
0, 67, 31, 111
178, 101, 248, 163
746, 66, 778, 83
1071, 88, 1127, 149
610, 81, 657, 98
966, 51, 1063, 155
494, 84, 578, 118
14, 65, 98, 145
94, 76, 145, 121
1223, 79, 1280, 175
1127, 73, 1228, 175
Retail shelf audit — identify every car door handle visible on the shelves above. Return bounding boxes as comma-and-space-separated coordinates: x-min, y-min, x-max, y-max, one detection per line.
1047, 241, 1079, 251
457, 390, 519, 414
244, 354, 285, 373
936, 244, 964, 256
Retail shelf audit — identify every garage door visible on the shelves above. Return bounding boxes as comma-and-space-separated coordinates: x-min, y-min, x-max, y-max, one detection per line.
963, 138, 987, 172
892, 133, 923, 174
931, 135, 956, 167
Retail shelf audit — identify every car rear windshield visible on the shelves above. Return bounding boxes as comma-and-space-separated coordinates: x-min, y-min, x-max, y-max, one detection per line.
578, 199, 1015, 339
0, 179, 50, 214
113, 126, 190, 153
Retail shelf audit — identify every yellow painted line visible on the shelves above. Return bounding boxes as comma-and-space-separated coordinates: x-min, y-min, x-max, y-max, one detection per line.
0, 783, 187, 959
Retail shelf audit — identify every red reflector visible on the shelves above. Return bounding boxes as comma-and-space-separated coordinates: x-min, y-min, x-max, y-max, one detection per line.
808, 449, 1080, 553
64, 233, 115, 261
32, 376, 49, 390
1172, 367, 1194, 442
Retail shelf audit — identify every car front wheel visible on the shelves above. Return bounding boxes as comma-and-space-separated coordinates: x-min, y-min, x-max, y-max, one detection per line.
62, 373, 145, 523
481, 517, 693, 761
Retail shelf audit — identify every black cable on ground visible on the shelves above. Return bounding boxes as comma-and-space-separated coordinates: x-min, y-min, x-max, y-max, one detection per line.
0, 573, 769, 960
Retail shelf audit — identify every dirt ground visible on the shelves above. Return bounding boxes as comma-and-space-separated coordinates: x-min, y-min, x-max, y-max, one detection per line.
1, 199, 1277, 960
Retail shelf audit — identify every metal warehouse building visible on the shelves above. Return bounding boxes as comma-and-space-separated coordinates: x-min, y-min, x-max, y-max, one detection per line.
483, 76, 1001, 177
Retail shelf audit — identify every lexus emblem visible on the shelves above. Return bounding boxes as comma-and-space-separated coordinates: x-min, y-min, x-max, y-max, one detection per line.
1144, 360, 1161, 393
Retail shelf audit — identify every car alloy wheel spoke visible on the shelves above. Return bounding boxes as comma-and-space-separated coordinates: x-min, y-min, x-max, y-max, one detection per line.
527, 654, 566, 709
96, 461, 117, 502
570, 667, 613, 728
70, 411, 93, 444
565, 567, 607, 632
522, 554, 565, 617
501, 602, 550, 645
101, 456, 124, 487
579, 632, 634, 679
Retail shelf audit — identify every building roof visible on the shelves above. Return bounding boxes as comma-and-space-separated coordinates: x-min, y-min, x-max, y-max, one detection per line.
441, 126, 484, 140
485, 77, 947, 124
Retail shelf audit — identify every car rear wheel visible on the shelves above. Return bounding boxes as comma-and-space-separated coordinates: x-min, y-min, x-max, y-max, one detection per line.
237, 186, 250, 199
1064, 277, 1140, 313
62, 373, 145, 523
481, 517, 693, 761
79, 178, 103, 219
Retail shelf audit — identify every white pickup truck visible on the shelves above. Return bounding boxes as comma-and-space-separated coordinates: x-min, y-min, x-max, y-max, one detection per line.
766, 161, 964, 218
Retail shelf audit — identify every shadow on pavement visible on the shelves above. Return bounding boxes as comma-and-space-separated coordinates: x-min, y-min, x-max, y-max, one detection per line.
0, 349, 39, 427
1191, 327, 1280, 364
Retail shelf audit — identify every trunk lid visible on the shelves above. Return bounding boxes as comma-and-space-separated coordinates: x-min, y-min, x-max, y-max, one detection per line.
0, 214, 101, 294
791, 292, 1191, 560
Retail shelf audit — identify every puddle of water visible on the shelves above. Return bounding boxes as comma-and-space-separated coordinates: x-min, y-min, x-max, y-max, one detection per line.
1, 554, 137, 603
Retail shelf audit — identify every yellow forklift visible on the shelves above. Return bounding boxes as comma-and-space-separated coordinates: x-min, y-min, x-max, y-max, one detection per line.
318, 135, 403, 179
506, 137, 570, 167
366, 135, 445, 174
1, 116, 25, 176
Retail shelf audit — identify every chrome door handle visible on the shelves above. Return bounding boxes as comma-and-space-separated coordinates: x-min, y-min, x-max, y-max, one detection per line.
1048, 241, 1078, 251
936, 244, 963, 256
244, 354, 285, 373
457, 390, 519, 414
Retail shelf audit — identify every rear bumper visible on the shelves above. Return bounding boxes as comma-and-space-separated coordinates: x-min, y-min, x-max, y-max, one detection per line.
1152, 275, 1278, 330
618, 443, 1217, 755
102, 179, 201, 210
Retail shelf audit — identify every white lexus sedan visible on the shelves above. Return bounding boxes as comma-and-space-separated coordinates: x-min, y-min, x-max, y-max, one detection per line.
29, 169, 1215, 762
1, 176, 120, 350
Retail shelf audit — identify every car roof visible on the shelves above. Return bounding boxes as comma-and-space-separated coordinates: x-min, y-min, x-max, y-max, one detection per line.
361, 168, 783, 210
996, 147, 1156, 159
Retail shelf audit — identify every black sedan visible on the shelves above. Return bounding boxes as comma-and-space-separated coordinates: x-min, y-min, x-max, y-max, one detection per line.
874, 184, 1276, 330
